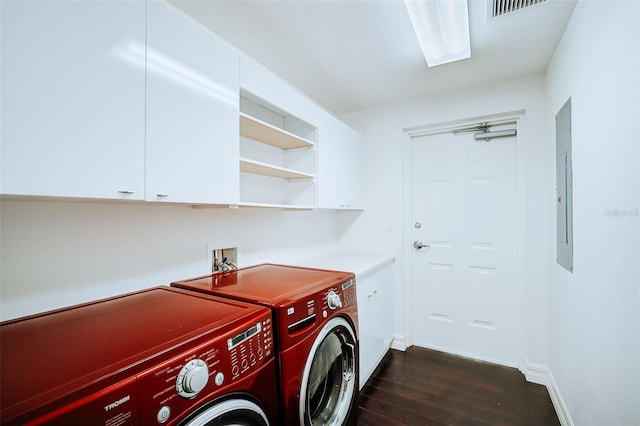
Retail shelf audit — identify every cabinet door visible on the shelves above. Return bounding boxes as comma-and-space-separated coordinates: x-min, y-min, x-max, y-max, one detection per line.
318, 118, 365, 209
357, 263, 394, 389
1, 1, 145, 199
146, 2, 239, 204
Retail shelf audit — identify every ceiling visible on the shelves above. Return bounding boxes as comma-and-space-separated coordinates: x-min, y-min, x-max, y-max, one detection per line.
170, 0, 576, 115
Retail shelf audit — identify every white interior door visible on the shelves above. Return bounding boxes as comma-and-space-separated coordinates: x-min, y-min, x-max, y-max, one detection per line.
410, 125, 518, 366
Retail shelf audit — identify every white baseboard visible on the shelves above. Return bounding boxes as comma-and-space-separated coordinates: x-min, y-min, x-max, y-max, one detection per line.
524, 361, 574, 426
391, 334, 407, 351
547, 369, 574, 426
524, 361, 549, 385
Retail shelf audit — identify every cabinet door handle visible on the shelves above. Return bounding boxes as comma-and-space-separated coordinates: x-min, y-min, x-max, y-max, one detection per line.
118, 190, 135, 195
156, 193, 169, 198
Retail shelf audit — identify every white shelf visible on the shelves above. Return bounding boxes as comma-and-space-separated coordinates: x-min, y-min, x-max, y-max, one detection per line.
238, 201, 315, 210
240, 158, 315, 180
240, 113, 314, 150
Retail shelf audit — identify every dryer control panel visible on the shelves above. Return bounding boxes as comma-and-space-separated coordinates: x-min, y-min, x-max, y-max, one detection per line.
336, 278, 357, 308
278, 277, 357, 351
320, 279, 357, 316
136, 310, 274, 425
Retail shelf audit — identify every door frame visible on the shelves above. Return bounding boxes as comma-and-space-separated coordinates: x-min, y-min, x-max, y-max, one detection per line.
401, 110, 529, 372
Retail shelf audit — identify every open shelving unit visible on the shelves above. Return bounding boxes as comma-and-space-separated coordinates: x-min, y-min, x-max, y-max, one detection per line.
238, 91, 318, 209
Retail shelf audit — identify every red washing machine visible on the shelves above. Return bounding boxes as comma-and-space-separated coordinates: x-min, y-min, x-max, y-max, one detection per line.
0, 287, 278, 426
171, 264, 359, 426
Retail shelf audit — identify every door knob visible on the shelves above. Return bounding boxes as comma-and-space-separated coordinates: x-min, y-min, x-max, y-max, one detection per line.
413, 240, 430, 250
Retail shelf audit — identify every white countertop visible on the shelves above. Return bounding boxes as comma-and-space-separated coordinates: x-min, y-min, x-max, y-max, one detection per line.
290, 252, 395, 279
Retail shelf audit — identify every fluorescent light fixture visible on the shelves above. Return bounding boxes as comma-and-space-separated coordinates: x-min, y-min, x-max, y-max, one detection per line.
404, 0, 471, 67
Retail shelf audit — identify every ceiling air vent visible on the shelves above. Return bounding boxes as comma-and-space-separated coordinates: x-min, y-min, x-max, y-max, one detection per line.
492, 0, 545, 17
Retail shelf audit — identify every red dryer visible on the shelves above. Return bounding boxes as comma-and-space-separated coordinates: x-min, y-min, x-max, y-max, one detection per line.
172, 264, 359, 426
0, 287, 278, 426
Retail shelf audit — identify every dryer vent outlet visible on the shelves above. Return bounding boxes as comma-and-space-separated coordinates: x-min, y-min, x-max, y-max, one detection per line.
208, 246, 238, 273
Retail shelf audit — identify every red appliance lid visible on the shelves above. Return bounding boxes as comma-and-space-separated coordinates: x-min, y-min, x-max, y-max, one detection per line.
0, 286, 268, 422
172, 264, 354, 307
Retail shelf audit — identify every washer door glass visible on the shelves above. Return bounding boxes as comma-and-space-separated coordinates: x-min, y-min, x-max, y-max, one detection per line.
181, 399, 269, 426
300, 316, 357, 426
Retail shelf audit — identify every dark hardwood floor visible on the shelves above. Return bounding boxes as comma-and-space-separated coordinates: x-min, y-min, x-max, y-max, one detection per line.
357, 347, 559, 426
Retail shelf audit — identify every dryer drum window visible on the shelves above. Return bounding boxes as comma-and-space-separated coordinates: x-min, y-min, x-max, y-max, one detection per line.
300, 317, 357, 426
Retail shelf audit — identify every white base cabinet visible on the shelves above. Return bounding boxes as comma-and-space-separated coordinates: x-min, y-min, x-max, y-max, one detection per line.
1, 0, 146, 200
357, 261, 395, 389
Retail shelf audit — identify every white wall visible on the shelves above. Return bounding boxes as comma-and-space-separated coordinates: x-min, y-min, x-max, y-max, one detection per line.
0, 200, 340, 320
545, 1, 640, 425
340, 73, 551, 368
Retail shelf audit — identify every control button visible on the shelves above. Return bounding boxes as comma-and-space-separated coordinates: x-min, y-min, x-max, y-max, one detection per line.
323, 310, 328, 318
258, 347, 264, 358
176, 359, 209, 398
232, 365, 240, 376
327, 291, 342, 310
250, 353, 256, 363
241, 359, 248, 369
215, 372, 225, 386
157, 406, 171, 424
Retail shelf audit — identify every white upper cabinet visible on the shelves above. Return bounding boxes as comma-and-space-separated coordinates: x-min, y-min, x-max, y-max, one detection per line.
1, 1, 362, 209
317, 117, 365, 210
146, 2, 240, 205
1, 1, 146, 199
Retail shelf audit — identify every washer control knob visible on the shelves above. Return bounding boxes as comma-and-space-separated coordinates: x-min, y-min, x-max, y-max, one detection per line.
176, 359, 209, 398
327, 291, 342, 310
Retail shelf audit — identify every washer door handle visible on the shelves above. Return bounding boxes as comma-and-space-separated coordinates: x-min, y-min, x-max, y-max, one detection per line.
342, 342, 355, 381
